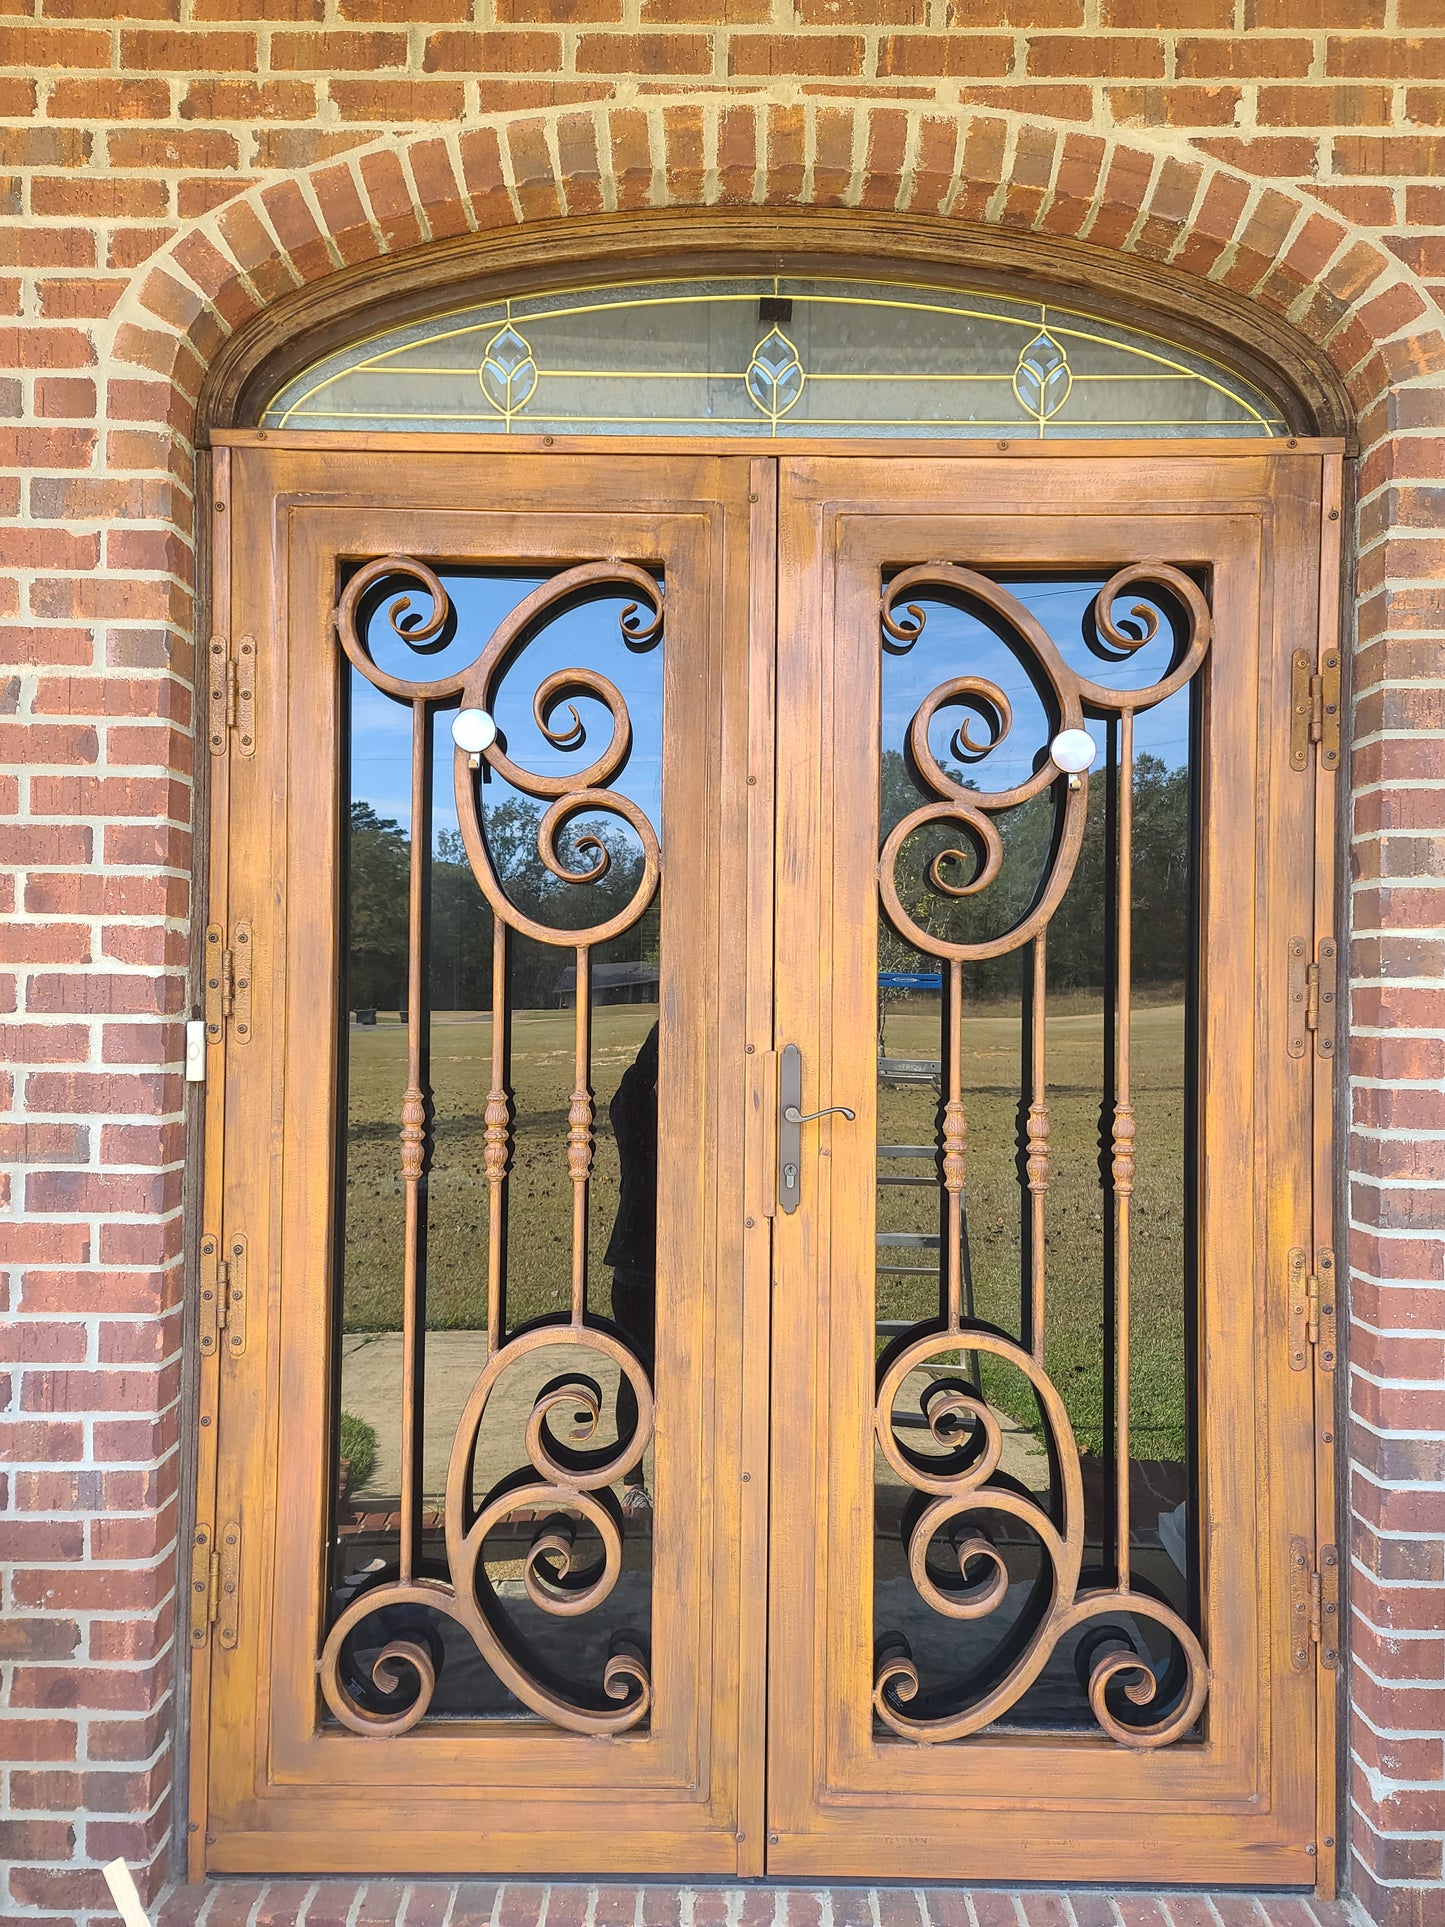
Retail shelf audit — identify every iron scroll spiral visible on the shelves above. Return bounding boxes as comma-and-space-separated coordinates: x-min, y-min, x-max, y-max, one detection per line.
878, 562, 1209, 965
322, 555, 662, 1736
874, 563, 1212, 1747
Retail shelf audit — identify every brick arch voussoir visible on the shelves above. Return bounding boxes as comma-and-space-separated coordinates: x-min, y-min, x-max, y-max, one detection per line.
117, 96, 1442, 440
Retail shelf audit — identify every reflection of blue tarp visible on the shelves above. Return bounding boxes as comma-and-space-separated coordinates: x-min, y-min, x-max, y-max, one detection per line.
878, 971, 943, 989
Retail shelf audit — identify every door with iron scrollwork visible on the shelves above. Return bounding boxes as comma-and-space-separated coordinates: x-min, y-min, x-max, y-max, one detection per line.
197, 445, 775, 1875
767, 451, 1338, 1885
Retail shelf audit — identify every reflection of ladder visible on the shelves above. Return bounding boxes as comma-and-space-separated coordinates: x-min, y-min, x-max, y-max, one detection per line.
876, 1139, 979, 1419
877, 1056, 942, 1093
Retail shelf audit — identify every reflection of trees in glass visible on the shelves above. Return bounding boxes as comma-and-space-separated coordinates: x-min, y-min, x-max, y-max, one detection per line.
345, 794, 649, 1015
880, 746, 1190, 997
346, 802, 410, 1011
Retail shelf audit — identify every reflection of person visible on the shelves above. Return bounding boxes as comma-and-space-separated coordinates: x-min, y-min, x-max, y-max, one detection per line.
605, 1022, 658, 1518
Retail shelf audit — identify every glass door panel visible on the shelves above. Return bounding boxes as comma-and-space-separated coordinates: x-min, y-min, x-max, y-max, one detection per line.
327, 560, 666, 1732
871, 569, 1205, 1741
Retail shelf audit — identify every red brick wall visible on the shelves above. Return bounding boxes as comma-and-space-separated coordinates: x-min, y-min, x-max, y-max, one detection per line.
1, 7, 1443, 1925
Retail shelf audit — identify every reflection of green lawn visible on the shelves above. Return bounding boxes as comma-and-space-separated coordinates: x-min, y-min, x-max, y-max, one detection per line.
878, 998, 1188, 1459
342, 1005, 659, 1341
341, 997, 1189, 1461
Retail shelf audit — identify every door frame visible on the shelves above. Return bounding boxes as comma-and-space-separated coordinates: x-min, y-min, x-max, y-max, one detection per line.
191, 431, 1345, 1890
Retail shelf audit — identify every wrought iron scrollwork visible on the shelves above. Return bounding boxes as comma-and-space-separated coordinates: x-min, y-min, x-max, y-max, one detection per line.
874, 563, 1212, 1749
323, 555, 663, 1736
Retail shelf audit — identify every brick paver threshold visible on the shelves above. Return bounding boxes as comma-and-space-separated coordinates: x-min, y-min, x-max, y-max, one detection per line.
154, 1882, 1363, 1927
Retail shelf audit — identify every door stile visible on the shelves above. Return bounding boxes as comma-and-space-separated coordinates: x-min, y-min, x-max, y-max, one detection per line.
188, 443, 233, 1877
1311, 453, 1346, 1896
767, 466, 835, 1861
220, 453, 299, 1846
734, 456, 780, 1876
193, 442, 297, 1862
1249, 457, 1328, 1874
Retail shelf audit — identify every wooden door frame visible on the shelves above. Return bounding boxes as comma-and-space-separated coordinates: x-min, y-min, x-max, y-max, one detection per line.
191, 431, 1345, 1889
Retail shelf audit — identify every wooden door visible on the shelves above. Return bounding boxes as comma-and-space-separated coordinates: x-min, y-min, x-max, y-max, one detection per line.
197, 438, 1338, 1886
768, 449, 1340, 1887
195, 443, 774, 1874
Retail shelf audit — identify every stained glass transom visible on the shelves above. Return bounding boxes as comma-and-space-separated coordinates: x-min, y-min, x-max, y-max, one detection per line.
263, 276, 1286, 440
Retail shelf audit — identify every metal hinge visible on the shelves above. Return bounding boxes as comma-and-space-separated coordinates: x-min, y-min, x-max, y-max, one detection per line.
1287, 936, 1337, 1060
198, 1231, 247, 1358
1289, 1537, 1340, 1671
203, 921, 253, 1047
1290, 646, 1341, 773
207, 632, 256, 757
189, 1524, 217, 1647
189, 1520, 242, 1650
1287, 1246, 1337, 1372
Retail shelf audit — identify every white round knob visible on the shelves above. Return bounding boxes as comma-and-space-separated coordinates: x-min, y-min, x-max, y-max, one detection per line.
451, 708, 497, 755
1050, 727, 1098, 775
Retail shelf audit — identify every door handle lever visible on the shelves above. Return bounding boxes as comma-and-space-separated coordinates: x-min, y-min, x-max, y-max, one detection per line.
778, 1045, 855, 1214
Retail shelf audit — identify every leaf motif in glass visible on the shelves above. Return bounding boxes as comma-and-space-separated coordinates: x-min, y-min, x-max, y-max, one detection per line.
1012, 328, 1072, 426
478, 322, 539, 418
264, 277, 1287, 438
746, 326, 805, 423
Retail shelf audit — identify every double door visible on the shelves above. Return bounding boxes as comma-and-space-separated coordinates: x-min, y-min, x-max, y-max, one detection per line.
195, 439, 1340, 1885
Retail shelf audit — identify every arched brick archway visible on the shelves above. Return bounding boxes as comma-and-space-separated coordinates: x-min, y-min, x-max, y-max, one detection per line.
116, 100, 1444, 427
13, 95, 1443, 1922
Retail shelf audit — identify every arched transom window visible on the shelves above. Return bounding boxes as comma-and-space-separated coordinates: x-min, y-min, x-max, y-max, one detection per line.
262, 275, 1285, 440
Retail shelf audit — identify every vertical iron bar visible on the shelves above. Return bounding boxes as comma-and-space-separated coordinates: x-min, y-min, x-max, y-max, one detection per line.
1027, 934, 1051, 1364
1183, 679, 1205, 1638
942, 956, 966, 1332
398, 698, 429, 1585
568, 944, 593, 1325
484, 915, 509, 1358
1100, 716, 1119, 1581
1113, 709, 1137, 1593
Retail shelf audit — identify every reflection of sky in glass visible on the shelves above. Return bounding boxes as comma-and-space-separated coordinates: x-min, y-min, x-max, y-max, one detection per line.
882, 575, 1194, 785
348, 570, 664, 847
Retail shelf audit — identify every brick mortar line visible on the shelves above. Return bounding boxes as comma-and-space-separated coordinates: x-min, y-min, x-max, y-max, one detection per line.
1345, 1365, 1445, 1394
